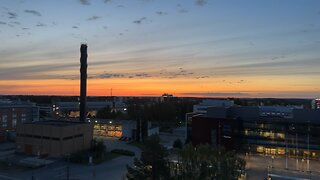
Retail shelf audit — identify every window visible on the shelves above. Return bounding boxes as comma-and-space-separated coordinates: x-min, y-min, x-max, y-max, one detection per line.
2, 115, 7, 123
21, 118, 26, 122
21, 113, 26, 117
2, 123, 7, 128
12, 114, 17, 118
12, 119, 17, 128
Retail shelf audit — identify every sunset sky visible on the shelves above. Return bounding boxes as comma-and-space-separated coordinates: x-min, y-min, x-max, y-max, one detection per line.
0, 0, 319, 98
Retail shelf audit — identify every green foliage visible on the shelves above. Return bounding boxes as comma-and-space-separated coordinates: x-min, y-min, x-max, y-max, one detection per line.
175, 144, 246, 180
127, 135, 170, 180
69, 138, 109, 164
90, 138, 107, 159
173, 139, 183, 149
111, 149, 135, 156
96, 106, 115, 119
126, 100, 196, 123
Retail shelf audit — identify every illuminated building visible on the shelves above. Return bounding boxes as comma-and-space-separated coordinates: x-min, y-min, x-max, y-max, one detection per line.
312, 99, 320, 109
190, 105, 320, 159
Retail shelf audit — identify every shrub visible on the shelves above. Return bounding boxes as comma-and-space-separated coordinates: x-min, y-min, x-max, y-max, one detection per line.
173, 138, 183, 149
111, 149, 135, 156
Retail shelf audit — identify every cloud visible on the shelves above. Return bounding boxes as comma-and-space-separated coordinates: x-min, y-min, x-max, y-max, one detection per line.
72, 26, 79, 29
135, 73, 150, 78
12, 21, 20, 25
133, 17, 147, 24
24, 10, 41, 16
104, 0, 112, 3
91, 72, 125, 79
22, 27, 29, 30
8, 12, 18, 19
79, 0, 90, 5
176, 4, 188, 13
181, 92, 250, 97
87, 16, 101, 21
36, 22, 46, 27
156, 11, 167, 15
195, 0, 207, 6
0, 21, 6, 25
117, 5, 124, 8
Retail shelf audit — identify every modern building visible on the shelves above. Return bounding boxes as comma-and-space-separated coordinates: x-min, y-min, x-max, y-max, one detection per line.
16, 121, 93, 157
53, 100, 127, 118
311, 99, 320, 109
193, 99, 234, 113
189, 105, 320, 159
93, 119, 159, 139
0, 100, 39, 141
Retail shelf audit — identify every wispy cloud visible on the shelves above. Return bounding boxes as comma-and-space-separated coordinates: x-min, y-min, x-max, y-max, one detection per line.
87, 16, 101, 21
195, 0, 207, 6
72, 26, 79, 29
156, 11, 167, 15
181, 92, 249, 97
24, 10, 41, 16
0, 21, 6, 25
176, 4, 188, 13
8, 12, 18, 19
133, 17, 147, 24
36, 22, 46, 27
79, 0, 90, 5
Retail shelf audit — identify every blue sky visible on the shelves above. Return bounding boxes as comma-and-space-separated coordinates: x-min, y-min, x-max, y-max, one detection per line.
0, 0, 319, 97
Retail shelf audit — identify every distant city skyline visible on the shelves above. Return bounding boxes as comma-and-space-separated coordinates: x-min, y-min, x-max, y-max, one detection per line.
0, 0, 319, 98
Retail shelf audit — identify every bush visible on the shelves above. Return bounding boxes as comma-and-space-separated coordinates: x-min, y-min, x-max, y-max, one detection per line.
173, 139, 183, 149
69, 150, 88, 163
111, 149, 135, 156
69, 139, 109, 164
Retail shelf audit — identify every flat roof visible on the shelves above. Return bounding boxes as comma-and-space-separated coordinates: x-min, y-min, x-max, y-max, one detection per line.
24, 120, 90, 127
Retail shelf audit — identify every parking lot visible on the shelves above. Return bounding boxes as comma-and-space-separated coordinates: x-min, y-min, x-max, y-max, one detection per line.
244, 154, 320, 180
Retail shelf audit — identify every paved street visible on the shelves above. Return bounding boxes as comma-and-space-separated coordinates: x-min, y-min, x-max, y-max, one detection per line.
0, 137, 141, 180
244, 154, 320, 180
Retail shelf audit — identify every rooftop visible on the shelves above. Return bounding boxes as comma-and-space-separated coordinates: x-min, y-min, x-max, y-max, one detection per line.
24, 120, 89, 127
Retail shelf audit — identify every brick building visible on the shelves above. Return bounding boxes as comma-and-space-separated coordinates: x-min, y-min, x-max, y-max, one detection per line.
0, 100, 39, 141
16, 121, 93, 157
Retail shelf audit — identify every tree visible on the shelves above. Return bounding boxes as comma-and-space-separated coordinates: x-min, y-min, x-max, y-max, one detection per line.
173, 139, 183, 149
176, 144, 246, 180
96, 106, 113, 119
127, 135, 170, 180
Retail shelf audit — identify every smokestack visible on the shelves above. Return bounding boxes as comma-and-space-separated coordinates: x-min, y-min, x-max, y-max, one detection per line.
80, 44, 87, 122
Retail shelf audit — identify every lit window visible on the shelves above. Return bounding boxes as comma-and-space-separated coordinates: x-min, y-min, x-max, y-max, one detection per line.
21, 113, 26, 117
21, 118, 26, 122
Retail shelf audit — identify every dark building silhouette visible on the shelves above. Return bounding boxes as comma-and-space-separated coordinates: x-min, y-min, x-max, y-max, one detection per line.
80, 44, 88, 122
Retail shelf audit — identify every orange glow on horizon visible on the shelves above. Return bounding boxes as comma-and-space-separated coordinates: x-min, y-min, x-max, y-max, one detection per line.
0, 76, 319, 98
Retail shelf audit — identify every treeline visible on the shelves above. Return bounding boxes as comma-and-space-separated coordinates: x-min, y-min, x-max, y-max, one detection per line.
96, 99, 197, 124
127, 135, 246, 180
